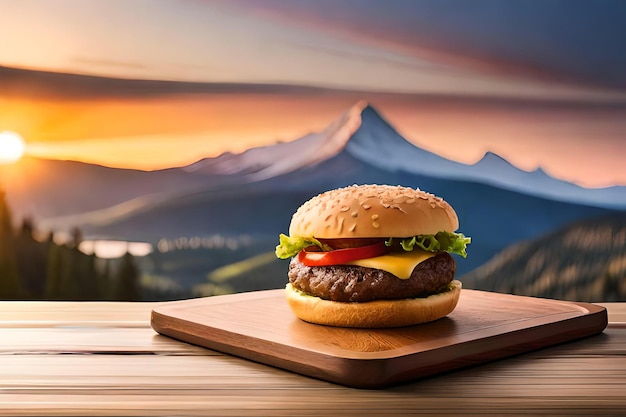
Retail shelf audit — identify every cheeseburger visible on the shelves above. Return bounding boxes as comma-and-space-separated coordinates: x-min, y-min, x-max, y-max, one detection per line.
275, 184, 470, 328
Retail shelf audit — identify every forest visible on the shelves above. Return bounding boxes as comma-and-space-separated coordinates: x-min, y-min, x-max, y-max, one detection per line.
0, 187, 142, 301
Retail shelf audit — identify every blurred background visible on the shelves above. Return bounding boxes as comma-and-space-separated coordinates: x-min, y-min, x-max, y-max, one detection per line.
0, 0, 625, 302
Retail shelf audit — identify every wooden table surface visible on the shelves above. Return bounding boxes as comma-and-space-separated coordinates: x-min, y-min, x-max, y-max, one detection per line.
0, 299, 624, 416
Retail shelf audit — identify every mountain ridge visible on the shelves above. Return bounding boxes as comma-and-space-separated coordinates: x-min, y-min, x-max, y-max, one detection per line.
6, 101, 625, 226
183, 101, 626, 208
342, 104, 625, 208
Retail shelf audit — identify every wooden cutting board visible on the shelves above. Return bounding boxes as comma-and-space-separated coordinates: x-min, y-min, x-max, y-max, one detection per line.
150, 288, 607, 388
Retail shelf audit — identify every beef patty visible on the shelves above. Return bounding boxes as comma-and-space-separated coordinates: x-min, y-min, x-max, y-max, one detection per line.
288, 252, 456, 303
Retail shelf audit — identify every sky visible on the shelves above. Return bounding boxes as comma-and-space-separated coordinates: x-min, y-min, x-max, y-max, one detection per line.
1, 0, 625, 187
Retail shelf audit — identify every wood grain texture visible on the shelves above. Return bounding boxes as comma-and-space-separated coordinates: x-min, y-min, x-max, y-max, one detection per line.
0, 301, 163, 327
151, 289, 607, 388
598, 302, 626, 326
0, 300, 624, 416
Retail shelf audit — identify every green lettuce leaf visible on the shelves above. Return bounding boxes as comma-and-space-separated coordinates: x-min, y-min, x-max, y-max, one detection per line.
275, 234, 330, 259
275, 231, 471, 259
386, 231, 471, 258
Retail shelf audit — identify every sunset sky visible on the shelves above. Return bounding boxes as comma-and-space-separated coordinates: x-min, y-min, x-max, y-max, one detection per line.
1, 0, 625, 188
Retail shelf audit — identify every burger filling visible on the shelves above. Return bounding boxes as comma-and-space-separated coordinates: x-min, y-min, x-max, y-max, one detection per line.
275, 231, 470, 303
288, 253, 455, 303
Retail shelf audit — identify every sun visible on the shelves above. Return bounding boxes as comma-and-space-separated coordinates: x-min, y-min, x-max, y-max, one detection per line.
0, 131, 26, 164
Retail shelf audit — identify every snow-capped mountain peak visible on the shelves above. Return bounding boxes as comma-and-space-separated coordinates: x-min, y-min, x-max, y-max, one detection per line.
184, 100, 366, 179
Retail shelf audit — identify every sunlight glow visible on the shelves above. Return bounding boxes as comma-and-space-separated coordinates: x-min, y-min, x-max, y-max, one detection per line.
0, 131, 25, 164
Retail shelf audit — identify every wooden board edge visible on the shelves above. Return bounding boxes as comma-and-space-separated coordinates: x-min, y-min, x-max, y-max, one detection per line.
149, 293, 610, 389
359, 302, 609, 389
150, 308, 357, 385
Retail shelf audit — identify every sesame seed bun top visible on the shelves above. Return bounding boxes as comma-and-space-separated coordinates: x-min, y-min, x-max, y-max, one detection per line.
288, 184, 459, 239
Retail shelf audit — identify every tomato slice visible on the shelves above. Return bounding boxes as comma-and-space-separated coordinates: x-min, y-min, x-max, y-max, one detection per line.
298, 241, 389, 267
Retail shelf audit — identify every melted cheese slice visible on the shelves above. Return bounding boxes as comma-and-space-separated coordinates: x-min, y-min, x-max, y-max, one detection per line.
345, 248, 436, 279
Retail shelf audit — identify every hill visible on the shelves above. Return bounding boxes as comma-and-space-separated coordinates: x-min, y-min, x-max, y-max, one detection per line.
1, 157, 208, 223
462, 212, 626, 302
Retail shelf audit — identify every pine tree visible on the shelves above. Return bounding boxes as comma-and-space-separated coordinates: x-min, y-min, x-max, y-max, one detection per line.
79, 253, 100, 300
16, 216, 48, 298
98, 258, 113, 300
60, 245, 83, 300
0, 187, 26, 299
114, 251, 141, 301
51, 227, 86, 300
44, 234, 64, 300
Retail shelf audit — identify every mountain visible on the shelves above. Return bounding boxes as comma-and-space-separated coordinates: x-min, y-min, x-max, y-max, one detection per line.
4, 101, 623, 279
461, 212, 626, 302
344, 105, 626, 209
70, 106, 618, 275
7, 101, 625, 228
189, 102, 626, 209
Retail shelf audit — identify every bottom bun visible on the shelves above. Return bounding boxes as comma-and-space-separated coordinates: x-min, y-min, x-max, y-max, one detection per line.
285, 280, 462, 328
